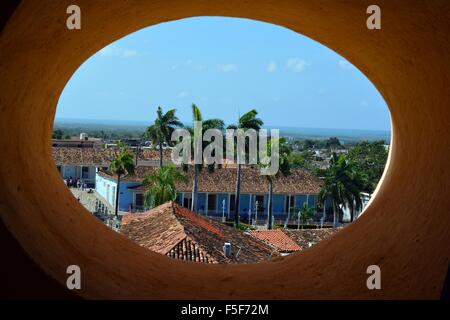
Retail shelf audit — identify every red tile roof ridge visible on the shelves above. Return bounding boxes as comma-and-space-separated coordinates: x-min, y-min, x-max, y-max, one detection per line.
121, 201, 173, 225
248, 229, 302, 252
171, 202, 225, 238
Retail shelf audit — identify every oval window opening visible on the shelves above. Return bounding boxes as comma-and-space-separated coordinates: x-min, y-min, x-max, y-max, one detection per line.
52, 17, 391, 264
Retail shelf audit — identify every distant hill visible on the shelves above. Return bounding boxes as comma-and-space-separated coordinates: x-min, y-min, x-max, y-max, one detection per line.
54, 118, 391, 143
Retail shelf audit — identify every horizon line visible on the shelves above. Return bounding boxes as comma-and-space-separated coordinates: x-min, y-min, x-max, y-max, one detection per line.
54, 117, 391, 133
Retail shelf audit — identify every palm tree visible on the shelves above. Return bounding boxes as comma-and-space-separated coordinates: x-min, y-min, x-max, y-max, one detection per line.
318, 153, 367, 227
186, 104, 225, 213
142, 165, 187, 208
146, 106, 183, 167
297, 202, 315, 229
344, 169, 367, 221
109, 147, 135, 217
228, 109, 263, 227
260, 137, 292, 229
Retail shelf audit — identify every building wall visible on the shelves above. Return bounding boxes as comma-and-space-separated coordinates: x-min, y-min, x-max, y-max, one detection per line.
59, 165, 97, 186
171, 192, 323, 219
95, 172, 140, 211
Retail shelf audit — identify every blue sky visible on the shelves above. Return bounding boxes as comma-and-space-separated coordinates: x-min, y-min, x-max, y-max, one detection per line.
56, 17, 390, 131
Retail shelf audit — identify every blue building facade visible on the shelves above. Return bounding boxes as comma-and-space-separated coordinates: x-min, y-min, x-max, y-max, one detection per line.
95, 168, 328, 220
95, 171, 141, 212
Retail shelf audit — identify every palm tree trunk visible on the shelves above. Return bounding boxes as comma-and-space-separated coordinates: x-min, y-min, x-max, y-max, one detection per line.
284, 207, 290, 229
159, 141, 163, 167
267, 178, 273, 230
191, 164, 199, 213
333, 202, 338, 228
115, 174, 121, 218
234, 163, 241, 227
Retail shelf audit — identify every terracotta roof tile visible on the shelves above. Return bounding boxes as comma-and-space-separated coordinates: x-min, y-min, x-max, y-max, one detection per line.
120, 202, 276, 263
248, 229, 302, 252
52, 147, 172, 166
282, 228, 339, 248
108, 166, 322, 194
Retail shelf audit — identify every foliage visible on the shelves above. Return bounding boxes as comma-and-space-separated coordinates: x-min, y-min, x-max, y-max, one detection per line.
109, 148, 135, 177
299, 202, 315, 224
146, 106, 183, 148
347, 140, 388, 193
288, 150, 315, 170
142, 165, 188, 208
260, 137, 292, 229
227, 109, 264, 227
325, 137, 342, 149
109, 148, 135, 217
318, 153, 367, 227
52, 126, 145, 140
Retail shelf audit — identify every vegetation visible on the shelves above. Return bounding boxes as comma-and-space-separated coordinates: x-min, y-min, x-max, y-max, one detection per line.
52, 126, 144, 140
146, 106, 183, 167
347, 140, 388, 193
142, 165, 188, 208
318, 153, 367, 227
227, 109, 263, 227
260, 137, 292, 229
288, 149, 315, 171
109, 147, 135, 217
295, 203, 315, 229
186, 104, 225, 212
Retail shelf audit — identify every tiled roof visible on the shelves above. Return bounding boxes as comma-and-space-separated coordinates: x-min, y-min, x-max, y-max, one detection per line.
248, 229, 302, 252
282, 228, 339, 248
107, 166, 322, 194
52, 147, 115, 166
120, 202, 275, 264
52, 147, 172, 166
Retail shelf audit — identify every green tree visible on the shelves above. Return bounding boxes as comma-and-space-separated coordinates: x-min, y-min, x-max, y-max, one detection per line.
318, 153, 366, 227
142, 165, 187, 208
228, 109, 263, 227
347, 140, 388, 193
260, 137, 291, 229
292, 202, 315, 229
326, 137, 342, 149
109, 148, 135, 217
288, 150, 315, 171
345, 169, 367, 222
146, 106, 183, 167
187, 104, 224, 213
52, 128, 64, 139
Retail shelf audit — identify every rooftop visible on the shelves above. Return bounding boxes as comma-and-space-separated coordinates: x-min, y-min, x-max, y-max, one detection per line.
105, 165, 323, 194
120, 201, 276, 264
52, 146, 172, 166
282, 228, 339, 248
248, 229, 302, 253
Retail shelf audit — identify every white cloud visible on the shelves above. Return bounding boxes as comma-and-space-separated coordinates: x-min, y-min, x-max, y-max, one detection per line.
286, 58, 308, 72
99, 45, 138, 57
267, 62, 277, 72
338, 60, 355, 70
217, 64, 238, 72
178, 91, 188, 98
123, 49, 137, 57
172, 60, 207, 71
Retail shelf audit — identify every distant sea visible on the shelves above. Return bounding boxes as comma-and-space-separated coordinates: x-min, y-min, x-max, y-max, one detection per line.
54, 118, 391, 144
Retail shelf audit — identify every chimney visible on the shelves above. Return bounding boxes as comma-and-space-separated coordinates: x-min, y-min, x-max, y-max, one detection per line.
223, 242, 232, 258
